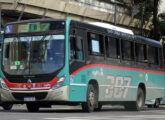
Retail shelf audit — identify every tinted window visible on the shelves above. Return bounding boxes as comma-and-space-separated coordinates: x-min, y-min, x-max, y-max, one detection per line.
159, 48, 163, 68
122, 40, 134, 60
148, 46, 159, 65
136, 43, 147, 62
105, 37, 120, 59
70, 36, 84, 60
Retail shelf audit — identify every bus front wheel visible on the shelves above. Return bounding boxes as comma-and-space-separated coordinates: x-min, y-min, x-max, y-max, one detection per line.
2, 103, 13, 110
26, 103, 39, 112
82, 84, 97, 112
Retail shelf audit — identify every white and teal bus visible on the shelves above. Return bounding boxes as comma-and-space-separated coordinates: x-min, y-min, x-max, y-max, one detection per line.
0, 19, 164, 112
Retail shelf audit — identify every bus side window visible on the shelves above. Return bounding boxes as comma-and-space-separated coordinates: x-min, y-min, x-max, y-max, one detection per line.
70, 36, 84, 60
87, 32, 104, 56
148, 46, 159, 65
105, 36, 120, 59
154, 47, 159, 65
159, 48, 163, 68
135, 43, 147, 62
122, 40, 134, 60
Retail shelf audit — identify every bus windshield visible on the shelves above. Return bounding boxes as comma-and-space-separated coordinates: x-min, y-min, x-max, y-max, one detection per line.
3, 34, 65, 75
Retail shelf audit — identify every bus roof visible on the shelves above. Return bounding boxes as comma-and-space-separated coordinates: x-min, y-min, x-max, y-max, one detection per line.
135, 35, 162, 46
89, 22, 134, 35
4, 18, 162, 47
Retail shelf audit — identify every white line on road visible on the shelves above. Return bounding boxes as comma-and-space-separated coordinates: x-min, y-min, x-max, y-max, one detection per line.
43, 115, 165, 120
18, 119, 32, 120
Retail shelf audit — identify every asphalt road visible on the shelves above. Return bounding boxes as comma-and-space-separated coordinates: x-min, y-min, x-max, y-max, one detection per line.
1, 105, 165, 120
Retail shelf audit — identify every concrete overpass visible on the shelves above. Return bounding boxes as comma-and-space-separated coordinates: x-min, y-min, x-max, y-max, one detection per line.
0, 0, 150, 33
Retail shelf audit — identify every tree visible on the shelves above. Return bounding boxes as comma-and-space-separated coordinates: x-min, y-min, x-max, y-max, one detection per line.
126, 0, 163, 40
153, 0, 160, 40
158, 13, 165, 38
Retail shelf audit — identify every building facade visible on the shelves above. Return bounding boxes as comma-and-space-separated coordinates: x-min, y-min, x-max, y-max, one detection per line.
0, 0, 148, 32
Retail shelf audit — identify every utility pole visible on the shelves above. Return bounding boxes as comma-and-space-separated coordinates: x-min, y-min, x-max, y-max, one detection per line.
141, 4, 144, 36
114, 0, 117, 25
153, 0, 159, 40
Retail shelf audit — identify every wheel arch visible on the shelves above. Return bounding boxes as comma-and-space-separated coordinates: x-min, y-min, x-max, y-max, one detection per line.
88, 79, 99, 100
88, 79, 99, 93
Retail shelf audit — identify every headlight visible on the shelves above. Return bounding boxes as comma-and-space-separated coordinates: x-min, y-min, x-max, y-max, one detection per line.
0, 78, 9, 90
51, 76, 65, 90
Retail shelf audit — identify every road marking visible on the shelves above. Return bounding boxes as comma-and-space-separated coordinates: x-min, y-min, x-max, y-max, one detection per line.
19, 119, 32, 120
44, 115, 165, 120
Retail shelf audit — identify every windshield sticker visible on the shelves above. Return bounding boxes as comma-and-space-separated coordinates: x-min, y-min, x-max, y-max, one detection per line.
20, 65, 25, 69
15, 61, 20, 66
92, 40, 100, 53
10, 66, 17, 70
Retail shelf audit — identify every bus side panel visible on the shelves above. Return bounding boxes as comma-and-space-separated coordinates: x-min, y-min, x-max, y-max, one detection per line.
69, 66, 138, 102
145, 72, 165, 100
69, 65, 165, 102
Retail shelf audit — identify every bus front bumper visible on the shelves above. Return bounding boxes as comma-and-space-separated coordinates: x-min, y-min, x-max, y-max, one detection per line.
0, 85, 69, 103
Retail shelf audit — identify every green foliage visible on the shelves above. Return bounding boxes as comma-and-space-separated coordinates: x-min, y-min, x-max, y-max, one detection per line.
159, 21, 165, 35
158, 13, 165, 36
117, 0, 164, 40
129, 0, 154, 21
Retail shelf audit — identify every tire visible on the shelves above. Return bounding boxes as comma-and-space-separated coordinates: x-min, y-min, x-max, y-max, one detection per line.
26, 103, 39, 112
2, 103, 13, 110
82, 84, 97, 112
147, 105, 153, 108
153, 99, 160, 108
94, 103, 102, 111
135, 87, 145, 110
125, 87, 145, 111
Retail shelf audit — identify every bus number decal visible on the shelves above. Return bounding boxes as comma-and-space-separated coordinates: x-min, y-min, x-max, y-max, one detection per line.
105, 75, 131, 99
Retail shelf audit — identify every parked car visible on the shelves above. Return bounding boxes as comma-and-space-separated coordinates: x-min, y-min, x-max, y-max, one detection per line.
145, 97, 165, 108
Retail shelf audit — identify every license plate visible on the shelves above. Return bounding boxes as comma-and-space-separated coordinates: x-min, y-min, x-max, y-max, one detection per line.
24, 97, 36, 101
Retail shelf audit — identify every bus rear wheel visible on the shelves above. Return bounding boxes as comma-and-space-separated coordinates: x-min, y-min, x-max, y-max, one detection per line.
136, 87, 145, 110
125, 87, 145, 111
26, 103, 39, 112
94, 103, 102, 111
82, 84, 97, 112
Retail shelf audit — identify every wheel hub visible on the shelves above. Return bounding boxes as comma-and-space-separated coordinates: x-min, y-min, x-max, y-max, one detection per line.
89, 91, 95, 106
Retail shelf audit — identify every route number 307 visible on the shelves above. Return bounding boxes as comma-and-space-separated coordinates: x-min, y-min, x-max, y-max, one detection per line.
105, 75, 131, 99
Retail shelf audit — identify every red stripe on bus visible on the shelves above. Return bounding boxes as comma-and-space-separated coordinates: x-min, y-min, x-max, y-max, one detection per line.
70, 64, 165, 76
4, 77, 59, 89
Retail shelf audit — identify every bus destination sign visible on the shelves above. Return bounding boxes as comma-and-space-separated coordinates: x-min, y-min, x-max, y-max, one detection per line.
5, 22, 51, 34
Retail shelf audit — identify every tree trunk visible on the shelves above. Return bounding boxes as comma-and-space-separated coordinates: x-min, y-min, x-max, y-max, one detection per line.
153, 0, 159, 41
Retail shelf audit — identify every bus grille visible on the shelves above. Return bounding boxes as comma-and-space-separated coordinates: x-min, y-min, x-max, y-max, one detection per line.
12, 92, 48, 100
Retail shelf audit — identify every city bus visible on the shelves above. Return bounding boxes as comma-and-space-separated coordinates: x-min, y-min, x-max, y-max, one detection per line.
0, 19, 164, 112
